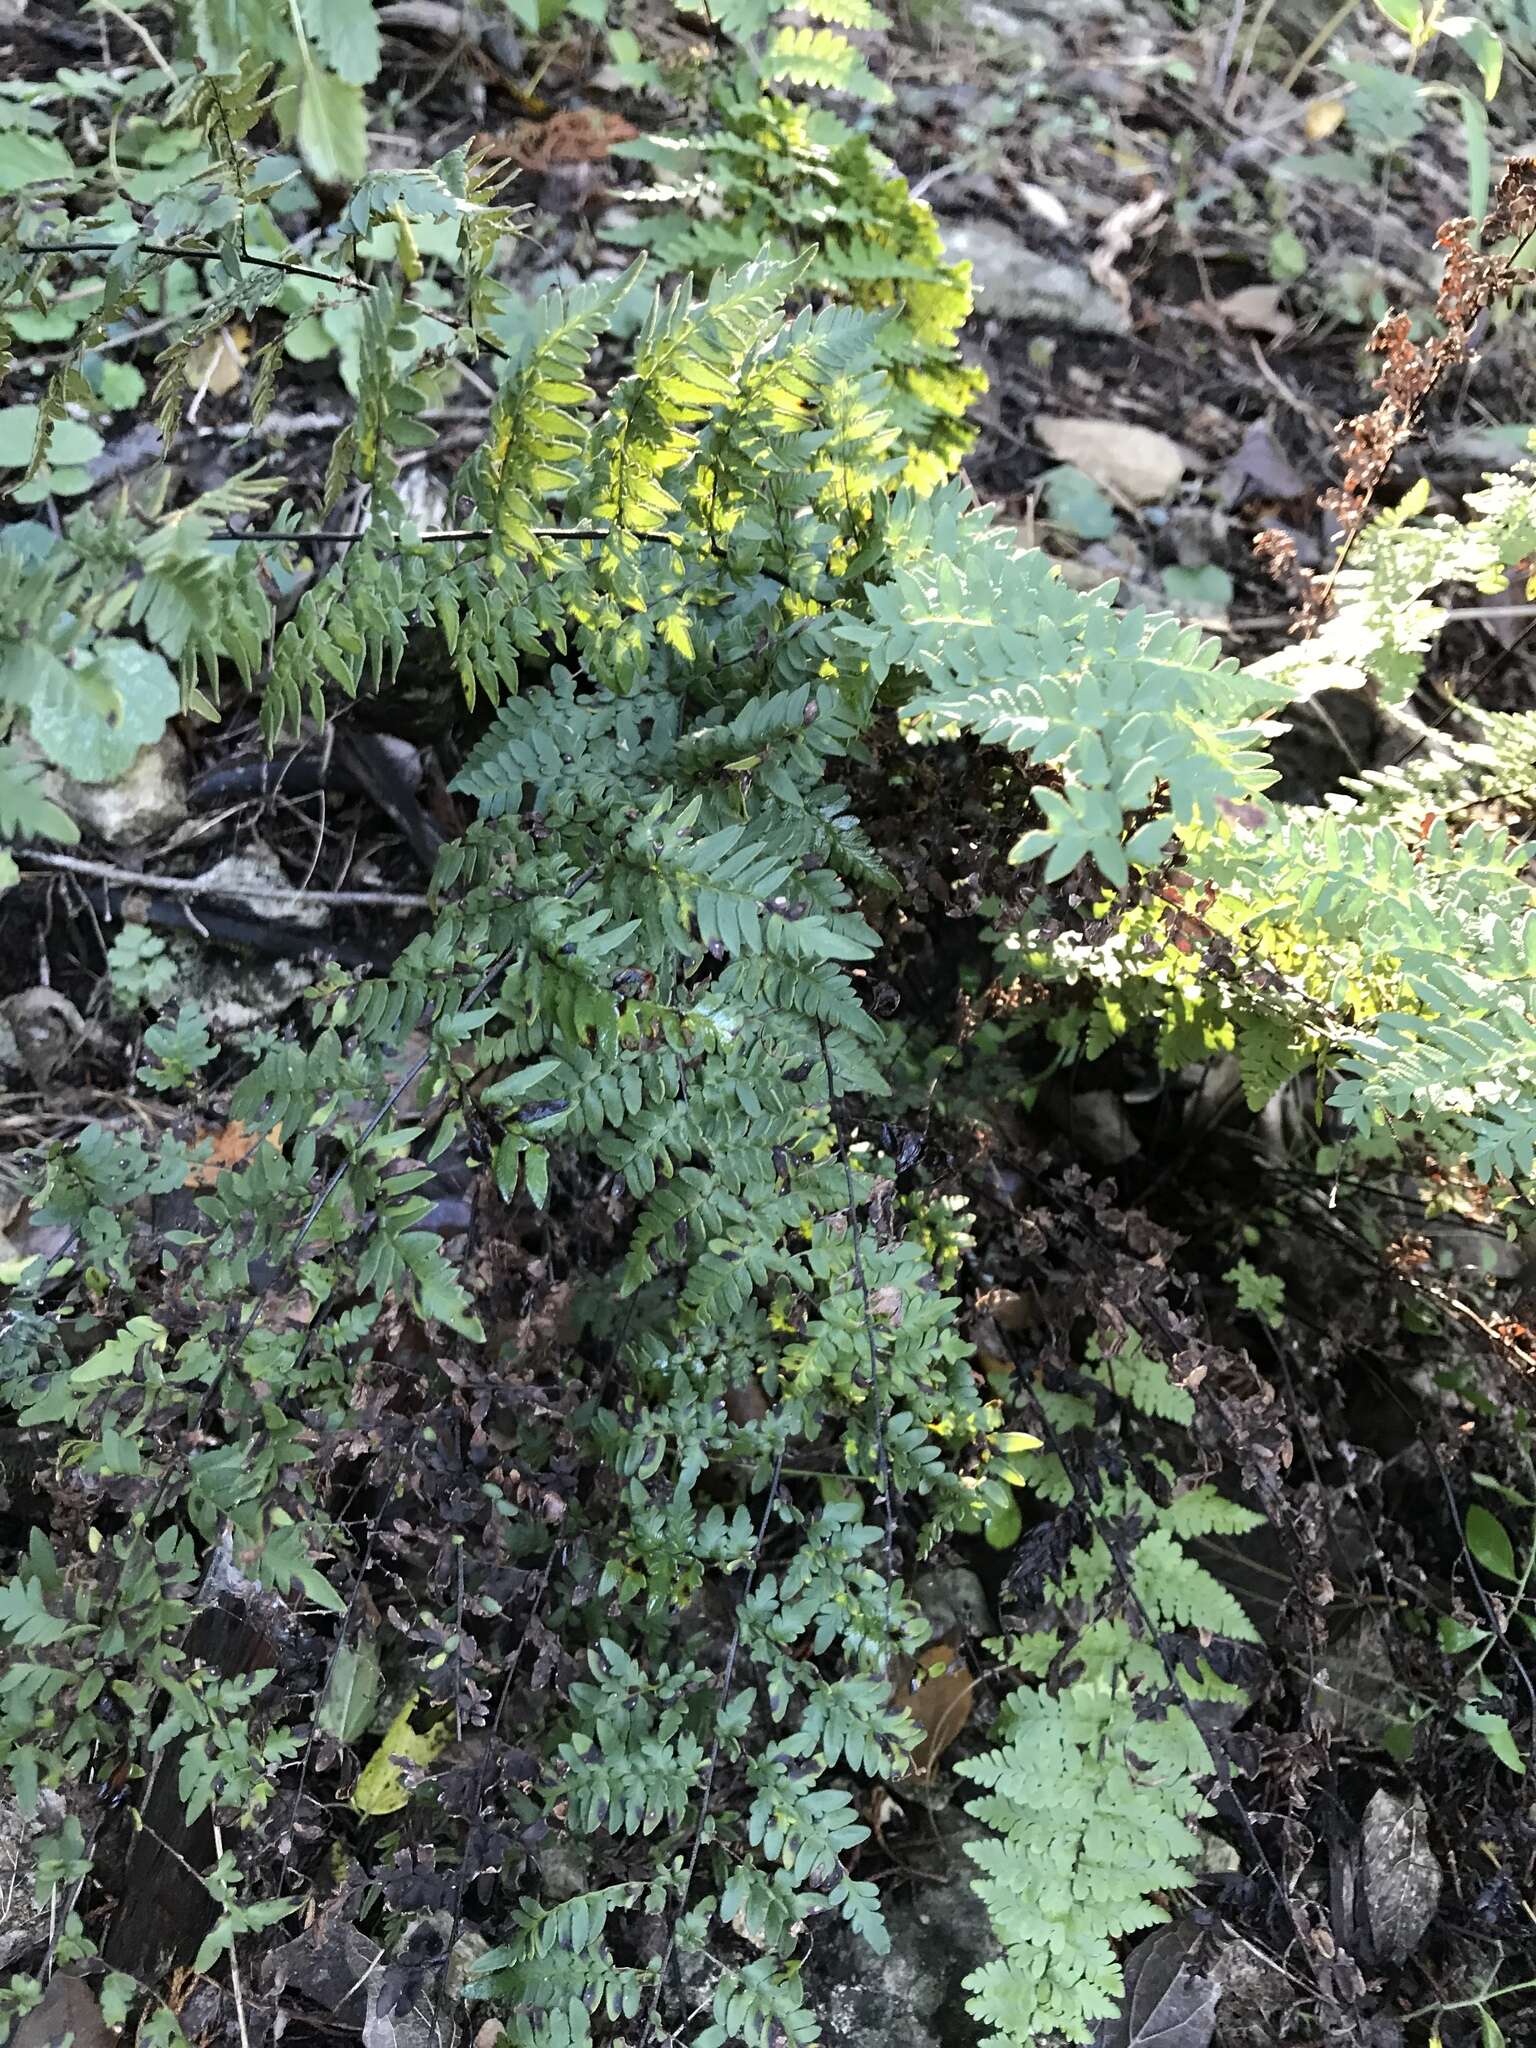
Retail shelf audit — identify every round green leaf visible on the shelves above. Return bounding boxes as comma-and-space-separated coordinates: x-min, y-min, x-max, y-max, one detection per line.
316, 1638, 383, 1745
0, 129, 74, 194
27, 639, 178, 784
983, 1492, 1022, 1550
1464, 1502, 1518, 1583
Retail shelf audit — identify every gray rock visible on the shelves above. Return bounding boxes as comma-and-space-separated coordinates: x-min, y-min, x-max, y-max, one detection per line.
182, 947, 317, 1035
191, 845, 330, 931
939, 218, 1131, 334
271, 1921, 382, 2026
805, 1814, 996, 2048
913, 1566, 994, 1642
3, 987, 90, 1087
49, 732, 187, 845
1045, 1085, 1141, 1165
1193, 1826, 1242, 1876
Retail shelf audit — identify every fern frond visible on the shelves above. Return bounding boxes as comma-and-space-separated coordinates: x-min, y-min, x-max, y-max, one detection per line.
474, 265, 641, 563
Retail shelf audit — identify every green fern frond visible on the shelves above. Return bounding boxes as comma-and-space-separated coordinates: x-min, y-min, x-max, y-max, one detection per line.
474, 265, 642, 563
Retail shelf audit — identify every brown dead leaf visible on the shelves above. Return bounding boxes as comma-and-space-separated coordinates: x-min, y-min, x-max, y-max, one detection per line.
12, 1977, 115, 2048
724, 1374, 770, 1425
1361, 1789, 1441, 1963
899, 1642, 974, 1777
184, 1120, 282, 1187
975, 1286, 1035, 1333
477, 109, 638, 170
1035, 416, 1188, 506
867, 1284, 905, 1326
1216, 418, 1309, 503
1214, 283, 1294, 340
1088, 188, 1166, 312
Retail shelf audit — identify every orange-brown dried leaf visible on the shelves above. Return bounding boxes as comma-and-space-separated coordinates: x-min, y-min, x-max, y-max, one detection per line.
901, 1642, 974, 1778
476, 110, 638, 171
183, 1120, 282, 1187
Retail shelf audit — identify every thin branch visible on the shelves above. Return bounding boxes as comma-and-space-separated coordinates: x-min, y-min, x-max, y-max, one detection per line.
818, 1024, 897, 1583
636, 1441, 789, 2048
210, 1823, 254, 2048
17, 236, 365, 294
16, 237, 510, 360
90, 0, 176, 76
19, 849, 431, 911
1403, 1975, 1536, 2024
211, 524, 681, 547
1435, 1452, 1536, 1732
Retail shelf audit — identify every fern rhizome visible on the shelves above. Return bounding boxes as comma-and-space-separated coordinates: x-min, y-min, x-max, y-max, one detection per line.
5, 13, 1536, 2048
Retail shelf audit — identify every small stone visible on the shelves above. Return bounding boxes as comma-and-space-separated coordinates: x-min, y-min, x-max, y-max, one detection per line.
939, 218, 1131, 334
191, 845, 331, 931
1035, 416, 1189, 506
51, 732, 187, 845
4, 987, 89, 1087
913, 1566, 994, 1641
1194, 1826, 1243, 1876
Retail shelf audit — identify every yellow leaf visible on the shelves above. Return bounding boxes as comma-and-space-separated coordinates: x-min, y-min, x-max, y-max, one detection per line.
351, 1694, 448, 1815
1304, 97, 1347, 142
1397, 475, 1431, 521
994, 1430, 1043, 1455
185, 322, 249, 399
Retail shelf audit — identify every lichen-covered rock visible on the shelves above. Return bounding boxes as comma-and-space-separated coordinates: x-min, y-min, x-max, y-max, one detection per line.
48, 733, 188, 845
938, 218, 1131, 334
805, 1814, 997, 2048
0, 1790, 68, 1971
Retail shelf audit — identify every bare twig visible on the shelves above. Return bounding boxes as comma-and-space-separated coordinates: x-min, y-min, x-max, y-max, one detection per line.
18, 849, 431, 912
211, 524, 681, 547
210, 1824, 253, 2048
636, 1442, 790, 2048
17, 236, 366, 295
818, 1024, 897, 1581
89, 0, 176, 76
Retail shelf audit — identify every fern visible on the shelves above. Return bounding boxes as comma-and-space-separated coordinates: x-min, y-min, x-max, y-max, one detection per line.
0, 743, 78, 849
961, 1334, 1260, 2044
474, 267, 638, 564
610, 91, 982, 487
7, 48, 1536, 2048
